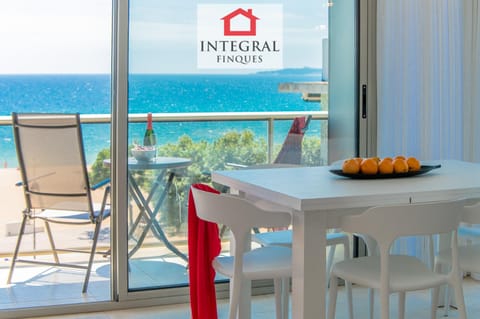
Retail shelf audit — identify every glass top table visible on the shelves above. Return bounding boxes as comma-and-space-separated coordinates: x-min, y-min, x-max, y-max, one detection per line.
105, 156, 192, 262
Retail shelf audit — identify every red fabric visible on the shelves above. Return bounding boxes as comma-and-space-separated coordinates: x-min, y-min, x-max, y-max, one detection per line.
288, 116, 307, 134
188, 183, 221, 319
274, 116, 309, 165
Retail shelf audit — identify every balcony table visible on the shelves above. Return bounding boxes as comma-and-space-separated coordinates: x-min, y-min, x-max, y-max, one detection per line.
105, 156, 191, 261
212, 160, 480, 319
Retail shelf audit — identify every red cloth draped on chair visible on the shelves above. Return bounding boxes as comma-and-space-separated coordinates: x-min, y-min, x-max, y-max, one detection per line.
188, 183, 221, 319
274, 115, 311, 165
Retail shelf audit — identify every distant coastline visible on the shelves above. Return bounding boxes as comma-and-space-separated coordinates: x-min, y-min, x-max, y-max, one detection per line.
256, 67, 322, 76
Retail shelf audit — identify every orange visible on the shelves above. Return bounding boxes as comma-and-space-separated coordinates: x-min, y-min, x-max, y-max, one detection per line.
342, 158, 360, 174
407, 157, 421, 171
360, 158, 378, 175
394, 155, 406, 161
353, 157, 363, 166
378, 158, 394, 174
393, 158, 409, 173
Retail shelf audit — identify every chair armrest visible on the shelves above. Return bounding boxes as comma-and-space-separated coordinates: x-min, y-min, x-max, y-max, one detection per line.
16, 178, 110, 190
91, 178, 111, 190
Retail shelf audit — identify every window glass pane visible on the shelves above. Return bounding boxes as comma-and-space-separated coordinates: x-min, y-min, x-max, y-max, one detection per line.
0, 0, 112, 308
126, 0, 329, 291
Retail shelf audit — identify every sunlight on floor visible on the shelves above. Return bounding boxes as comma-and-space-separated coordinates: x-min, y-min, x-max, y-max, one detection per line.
29, 276, 480, 319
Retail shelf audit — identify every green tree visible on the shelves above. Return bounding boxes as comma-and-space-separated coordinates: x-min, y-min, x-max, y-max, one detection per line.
88, 129, 323, 234
89, 148, 110, 185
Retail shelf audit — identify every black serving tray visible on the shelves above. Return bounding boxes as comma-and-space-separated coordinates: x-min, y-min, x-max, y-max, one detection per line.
329, 164, 441, 179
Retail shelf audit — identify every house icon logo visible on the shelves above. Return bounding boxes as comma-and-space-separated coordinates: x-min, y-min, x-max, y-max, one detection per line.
221, 8, 259, 36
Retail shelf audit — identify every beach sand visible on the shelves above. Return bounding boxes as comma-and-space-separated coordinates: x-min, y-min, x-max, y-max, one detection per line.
0, 167, 186, 262
0, 168, 25, 237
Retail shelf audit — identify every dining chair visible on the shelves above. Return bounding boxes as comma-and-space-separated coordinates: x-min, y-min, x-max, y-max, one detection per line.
327, 200, 467, 319
6, 113, 111, 293
253, 227, 354, 319
253, 228, 350, 283
191, 185, 292, 319
188, 183, 221, 319
435, 199, 480, 316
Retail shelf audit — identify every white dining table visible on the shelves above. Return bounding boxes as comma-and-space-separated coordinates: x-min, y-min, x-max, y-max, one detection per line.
211, 159, 480, 319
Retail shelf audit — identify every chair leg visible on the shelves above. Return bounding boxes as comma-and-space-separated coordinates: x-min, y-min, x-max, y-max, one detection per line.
368, 288, 374, 319
443, 284, 452, 317
282, 278, 289, 319
327, 274, 339, 319
326, 245, 336, 284
274, 278, 283, 319
451, 272, 467, 319
44, 220, 59, 263
431, 286, 440, 319
228, 277, 242, 319
380, 288, 389, 319
346, 280, 353, 319
434, 261, 451, 317
428, 235, 435, 270
398, 292, 405, 319
7, 215, 28, 284
273, 277, 289, 319
82, 220, 103, 293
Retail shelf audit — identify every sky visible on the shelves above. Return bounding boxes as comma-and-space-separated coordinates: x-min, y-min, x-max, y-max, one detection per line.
0, 0, 112, 74
0, 0, 328, 74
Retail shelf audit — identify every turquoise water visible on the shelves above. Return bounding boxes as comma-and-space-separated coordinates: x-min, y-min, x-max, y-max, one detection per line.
0, 73, 322, 166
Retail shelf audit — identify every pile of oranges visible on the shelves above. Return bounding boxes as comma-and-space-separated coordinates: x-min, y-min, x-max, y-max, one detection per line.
342, 156, 421, 175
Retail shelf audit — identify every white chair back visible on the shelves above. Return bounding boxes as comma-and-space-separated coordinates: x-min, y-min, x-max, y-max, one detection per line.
191, 187, 291, 241
191, 186, 292, 319
341, 200, 464, 250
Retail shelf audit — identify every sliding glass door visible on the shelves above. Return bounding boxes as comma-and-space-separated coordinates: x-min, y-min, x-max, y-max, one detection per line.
119, 0, 359, 296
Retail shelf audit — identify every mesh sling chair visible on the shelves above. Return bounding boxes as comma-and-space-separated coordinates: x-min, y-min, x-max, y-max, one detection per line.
273, 114, 311, 165
7, 113, 111, 293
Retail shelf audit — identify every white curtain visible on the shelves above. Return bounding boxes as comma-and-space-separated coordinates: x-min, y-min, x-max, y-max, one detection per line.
377, 0, 464, 161
377, 0, 480, 261
463, 0, 480, 162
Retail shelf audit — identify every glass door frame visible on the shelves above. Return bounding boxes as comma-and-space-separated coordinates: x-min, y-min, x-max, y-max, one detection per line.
110, 0, 374, 306
111, 0, 195, 303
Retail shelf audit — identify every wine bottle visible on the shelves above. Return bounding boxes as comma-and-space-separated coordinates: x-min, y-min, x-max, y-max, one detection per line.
143, 112, 157, 147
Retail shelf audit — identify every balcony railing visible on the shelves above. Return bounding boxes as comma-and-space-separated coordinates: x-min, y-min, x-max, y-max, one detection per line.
0, 111, 328, 255
0, 111, 328, 164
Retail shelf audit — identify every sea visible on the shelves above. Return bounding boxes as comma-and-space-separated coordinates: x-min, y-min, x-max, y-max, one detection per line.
0, 73, 323, 167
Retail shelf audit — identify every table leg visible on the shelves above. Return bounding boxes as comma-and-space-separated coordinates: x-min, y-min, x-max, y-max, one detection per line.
127, 170, 187, 262
292, 210, 327, 319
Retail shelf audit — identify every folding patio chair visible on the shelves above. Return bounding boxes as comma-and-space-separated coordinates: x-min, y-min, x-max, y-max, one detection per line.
273, 114, 311, 165
225, 115, 312, 169
7, 113, 111, 293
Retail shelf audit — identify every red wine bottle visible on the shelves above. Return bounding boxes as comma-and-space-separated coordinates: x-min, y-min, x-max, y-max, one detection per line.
143, 113, 157, 146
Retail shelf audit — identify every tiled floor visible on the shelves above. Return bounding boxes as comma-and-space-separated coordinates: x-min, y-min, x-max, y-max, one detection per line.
24, 277, 480, 319
2, 246, 479, 318
0, 255, 189, 310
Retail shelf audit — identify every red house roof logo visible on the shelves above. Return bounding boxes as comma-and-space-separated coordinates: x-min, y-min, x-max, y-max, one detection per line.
221, 8, 260, 36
